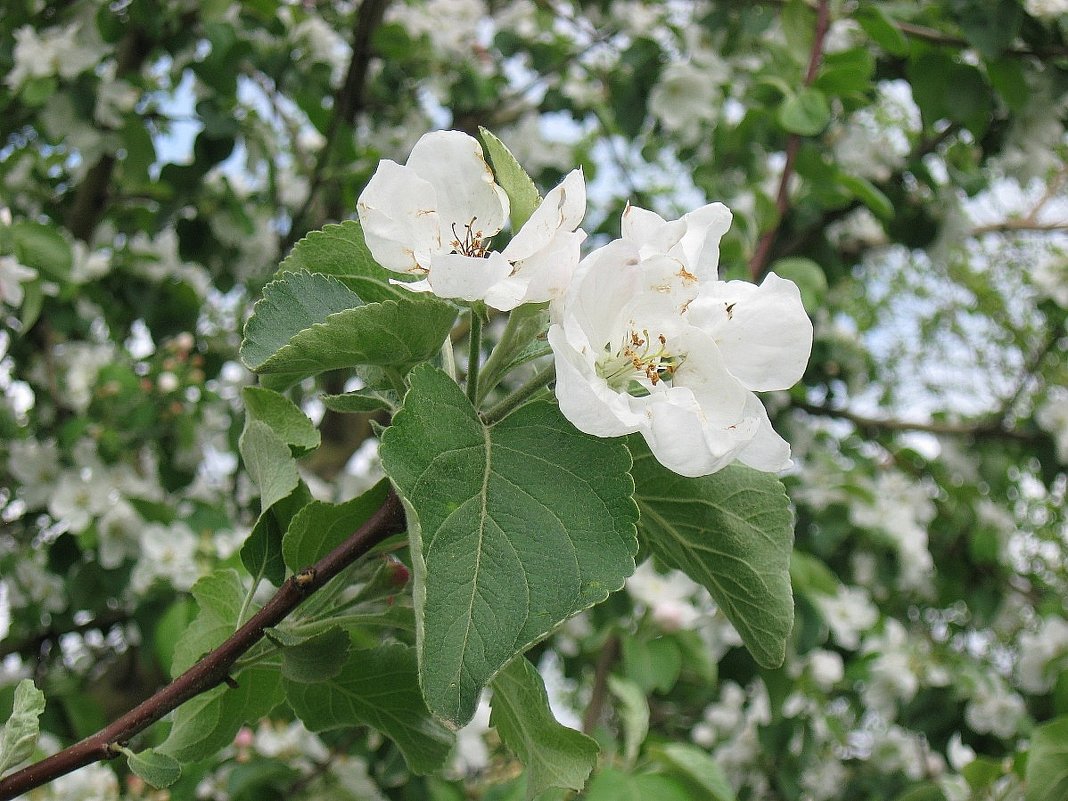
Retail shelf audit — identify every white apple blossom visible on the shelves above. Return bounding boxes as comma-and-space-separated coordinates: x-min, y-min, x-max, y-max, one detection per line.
649, 61, 722, 143
814, 586, 879, 649
964, 677, 1027, 739
0, 581, 9, 642
0, 255, 37, 308
1026, 0, 1068, 19
1016, 615, 1068, 693
548, 204, 811, 477
625, 560, 708, 631
1036, 388, 1068, 462
357, 130, 586, 310
131, 522, 201, 593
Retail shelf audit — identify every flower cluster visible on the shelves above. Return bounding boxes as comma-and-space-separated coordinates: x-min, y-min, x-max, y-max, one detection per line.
358, 130, 813, 476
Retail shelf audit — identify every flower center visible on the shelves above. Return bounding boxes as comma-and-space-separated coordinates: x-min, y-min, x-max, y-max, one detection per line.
449, 217, 491, 258
596, 329, 685, 397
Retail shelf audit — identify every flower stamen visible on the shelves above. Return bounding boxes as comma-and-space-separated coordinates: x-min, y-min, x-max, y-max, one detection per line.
449, 217, 491, 258
596, 329, 685, 396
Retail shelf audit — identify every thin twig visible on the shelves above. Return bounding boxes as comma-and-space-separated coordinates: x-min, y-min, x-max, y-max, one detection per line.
0, 492, 406, 801
581, 634, 619, 735
749, 0, 832, 282
794, 400, 1039, 442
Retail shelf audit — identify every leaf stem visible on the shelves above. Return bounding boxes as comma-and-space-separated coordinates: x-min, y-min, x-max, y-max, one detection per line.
466, 309, 483, 404
482, 363, 557, 425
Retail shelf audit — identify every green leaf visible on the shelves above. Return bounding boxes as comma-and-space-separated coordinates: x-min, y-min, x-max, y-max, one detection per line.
837, 173, 894, 221
478, 127, 541, 230
652, 743, 737, 801
490, 658, 599, 799
285, 643, 454, 775
240, 270, 361, 370
781, 0, 815, 63
170, 569, 246, 676
607, 676, 649, 766
241, 270, 456, 387
585, 768, 692, 801
321, 389, 394, 414
855, 6, 909, 56
1026, 716, 1068, 801
621, 636, 682, 694
282, 479, 391, 572
127, 748, 182, 789
280, 626, 351, 683
477, 302, 550, 403
630, 439, 795, 669
0, 680, 46, 777
242, 481, 313, 587
160, 666, 283, 763
777, 88, 831, 136
769, 257, 827, 313
239, 420, 300, 512
10, 221, 72, 281
279, 220, 412, 303
242, 387, 320, 456
380, 365, 638, 725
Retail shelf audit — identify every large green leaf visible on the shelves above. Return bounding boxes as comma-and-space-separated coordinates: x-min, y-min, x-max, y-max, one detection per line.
240, 270, 456, 386
630, 439, 794, 669
285, 643, 454, 775
282, 479, 391, 572
279, 220, 412, 303
127, 748, 182, 789
241, 387, 320, 456
608, 676, 649, 766
242, 481, 313, 587
380, 365, 638, 725
653, 743, 737, 801
239, 420, 299, 512
0, 680, 46, 777
159, 666, 283, 763
478, 127, 541, 230
169, 569, 246, 676
1026, 716, 1068, 801
490, 658, 598, 799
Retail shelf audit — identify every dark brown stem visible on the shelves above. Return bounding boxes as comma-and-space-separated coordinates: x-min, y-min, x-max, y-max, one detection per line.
0, 610, 132, 660
794, 400, 1039, 442
0, 491, 405, 801
282, 0, 391, 254
581, 634, 619, 735
749, 0, 832, 282
64, 24, 158, 242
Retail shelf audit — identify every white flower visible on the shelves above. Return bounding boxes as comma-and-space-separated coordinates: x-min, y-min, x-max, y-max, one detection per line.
0, 581, 10, 642
548, 204, 811, 477
947, 732, 976, 772
47, 763, 119, 801
357, 130, 586, 311
626, 560, 706, 630
0, 255, 37, 307
1026, 0, 1068, 19
1016, 616, 1068, 693
814, 586, 878, 649
649, 61, 722, 142
6, 23, 104, 90
131, 523, 200, 593
1036, 389, 1068, 462
964, 678, 1027, 739
807, 649, 844, 690
450, 693, 492, 776
48, 469, 114, 533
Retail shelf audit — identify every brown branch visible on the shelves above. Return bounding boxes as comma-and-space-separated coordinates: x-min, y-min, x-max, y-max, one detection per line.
895, 20, 1068, 59
0, 610, 132, 660
282, 0, 391, 254
794, 400, 1039, 442
748, 0, 832, 282
581, 634, 619, 735
64, 23, 160, 242
0, 490, 405, 801
971, 220, 1068, 236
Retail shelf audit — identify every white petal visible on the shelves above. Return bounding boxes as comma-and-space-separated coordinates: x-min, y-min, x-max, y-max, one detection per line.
671, 328, 750, 427
493, 230, 586, 309
406, 130, 509, 242
549, 324, 641, 437
389, 277, 434, 295
675, 202, 732, 280
641, 389, 750, 477
557, 239, 643, 343
502, 169, 585, 262
688, 272, 812, 391
621, 204, 681, 255
426, 251, 512, 302
356, 160, 441, 274
733, 393, 792, 472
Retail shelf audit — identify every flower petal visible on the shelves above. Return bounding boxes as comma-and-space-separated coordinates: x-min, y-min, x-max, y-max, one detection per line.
688, 272, 813, 391
733, 393, 792, 472
676, 202, 732, 280
489, 230, 586, 310
642, 389, 753, 477
549, 323, 642, 436
406, 130, 509, 241
502, 169, 585, 263
356, 160, 441, 274
426, 251, 512, 302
